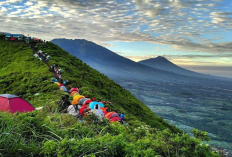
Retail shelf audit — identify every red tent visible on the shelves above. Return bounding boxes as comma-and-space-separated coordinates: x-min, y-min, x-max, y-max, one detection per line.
110, 117, 122, 122
10, 38, 16, 41
105, 112, 119, 120
58, 84, 64, 87
0, 94, 35, 114
70, 88, 78, 93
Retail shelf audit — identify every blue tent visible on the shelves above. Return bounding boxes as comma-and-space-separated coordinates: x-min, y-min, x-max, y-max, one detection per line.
89, 102, 104, 110
60, 86, 67, 92
5, 34, 24, 38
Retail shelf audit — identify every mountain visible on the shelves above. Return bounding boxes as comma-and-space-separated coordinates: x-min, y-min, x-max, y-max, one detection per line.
138, 56, 215, 78
0, 35, 221, 156
51, 39, 229, 82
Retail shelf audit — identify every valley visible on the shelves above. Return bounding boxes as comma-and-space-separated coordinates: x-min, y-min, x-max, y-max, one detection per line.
113, 76, 232, 152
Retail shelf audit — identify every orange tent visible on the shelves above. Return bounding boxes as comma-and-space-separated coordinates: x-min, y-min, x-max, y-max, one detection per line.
71, 99, 78, 105
105, 112, 119, 120
100, 107, 108, 111
71, 91, 78, 97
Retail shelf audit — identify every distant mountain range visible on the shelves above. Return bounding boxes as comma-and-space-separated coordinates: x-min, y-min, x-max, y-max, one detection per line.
51, 39, 229, 81
138, 56, 213, 78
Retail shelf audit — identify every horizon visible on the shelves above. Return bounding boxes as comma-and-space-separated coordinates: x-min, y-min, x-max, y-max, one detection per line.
1, 0, 232, 78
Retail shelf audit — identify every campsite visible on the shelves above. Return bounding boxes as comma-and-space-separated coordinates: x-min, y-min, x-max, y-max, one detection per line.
0, 34, 225, 156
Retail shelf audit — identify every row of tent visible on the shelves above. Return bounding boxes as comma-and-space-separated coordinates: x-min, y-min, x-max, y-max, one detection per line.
68, 88, 125, 122
52, 78, 68, 92
0, 55, 124, 123
4, 34, 42, 43
0, 87, 124, 123
33, 50, 51, 62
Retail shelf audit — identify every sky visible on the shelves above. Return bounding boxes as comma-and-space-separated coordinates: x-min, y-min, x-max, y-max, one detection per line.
0, 0, 232, 78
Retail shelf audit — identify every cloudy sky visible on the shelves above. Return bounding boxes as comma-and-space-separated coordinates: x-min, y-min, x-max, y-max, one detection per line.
1, 0, 232, 77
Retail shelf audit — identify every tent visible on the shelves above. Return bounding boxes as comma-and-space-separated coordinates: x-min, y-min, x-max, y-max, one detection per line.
110, 117, 122, 122
38, 50, 43, 53
5, 34, 24, 38
78, 98, 90, 106
58, 84, 64, 87
89, 102, 104, 110
71, 99, 78, 105
70, 88, 78, 93
0, 94, 35, 114
55, 82, 60, 86
33, 54, 39, 58
51, 77, 58, 82
73, 95, 84, 102
70, 91, 78, 97
60, 86, 67, 92
58, 69, 64, 73
119, 113, 126, 120
100, 107, 108, 111
105, 112, 119, 120
72, 93, 79, 98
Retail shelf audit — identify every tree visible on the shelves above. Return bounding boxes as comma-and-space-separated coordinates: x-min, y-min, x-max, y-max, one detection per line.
192, 129, 211, 142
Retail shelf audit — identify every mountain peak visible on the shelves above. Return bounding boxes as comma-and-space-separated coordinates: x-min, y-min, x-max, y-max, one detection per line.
143, 56, 171, 64
154, 56, 169, 61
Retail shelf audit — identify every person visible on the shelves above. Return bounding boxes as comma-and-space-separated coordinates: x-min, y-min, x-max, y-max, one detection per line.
86, 95, 90, 98
90, 104, 104, 120
57, 69, 61, 75
57, 74, 62, 83
65, 95, 71, 104
92, 97, 96, 101
58, 95, 71, 113
49, 65, 53, 72
54, 67, 58, 73
79, 101, 91, 117
67, 104, 80, 118
46, 57, 49, 62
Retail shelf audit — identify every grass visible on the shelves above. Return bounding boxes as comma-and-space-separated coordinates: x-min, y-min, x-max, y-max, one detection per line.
0, 37, 222, 156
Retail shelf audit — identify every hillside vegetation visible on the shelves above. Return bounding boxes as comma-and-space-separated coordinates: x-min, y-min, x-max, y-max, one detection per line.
0, 37, 220, 156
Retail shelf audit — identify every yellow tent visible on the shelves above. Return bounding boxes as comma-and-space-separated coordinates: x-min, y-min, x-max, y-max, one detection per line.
73, 95, 84, 102
55, 82, 60, 86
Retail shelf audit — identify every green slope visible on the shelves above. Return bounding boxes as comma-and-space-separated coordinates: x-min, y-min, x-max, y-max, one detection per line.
0, 38, 62, 107
0, 37, 180, 132
0, 37, 220, 157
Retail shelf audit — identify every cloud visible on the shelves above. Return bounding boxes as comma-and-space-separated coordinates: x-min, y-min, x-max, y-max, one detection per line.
0, 0, 231, 55
162, 54, 232, 59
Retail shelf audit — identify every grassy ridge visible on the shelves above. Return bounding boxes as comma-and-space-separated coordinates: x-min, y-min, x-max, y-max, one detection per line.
0, 40, 63, 108
37, 41, 180, 132
0, 38, 220, 156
